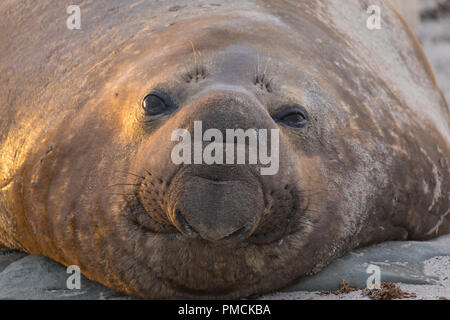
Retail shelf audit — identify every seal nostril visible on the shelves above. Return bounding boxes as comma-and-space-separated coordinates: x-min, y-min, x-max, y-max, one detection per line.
174, 209, 196, 237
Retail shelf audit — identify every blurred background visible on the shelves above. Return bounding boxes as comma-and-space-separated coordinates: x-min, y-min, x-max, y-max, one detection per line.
394, 0, 450, 104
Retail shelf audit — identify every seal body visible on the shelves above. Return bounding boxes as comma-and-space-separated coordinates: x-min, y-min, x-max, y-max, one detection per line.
0, 0, 449, 298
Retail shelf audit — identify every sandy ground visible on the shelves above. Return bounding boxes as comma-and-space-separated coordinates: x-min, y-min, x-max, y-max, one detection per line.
417, 7, 450, 103
262, 256, 450, 300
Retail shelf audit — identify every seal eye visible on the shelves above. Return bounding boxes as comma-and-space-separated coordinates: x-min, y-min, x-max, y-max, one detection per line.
142, 93, 169, 116
273, 106, 309, 129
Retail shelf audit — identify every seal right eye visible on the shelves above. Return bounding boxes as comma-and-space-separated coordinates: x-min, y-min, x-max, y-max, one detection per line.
272, 106, 309, 129
142, 92, 170, 116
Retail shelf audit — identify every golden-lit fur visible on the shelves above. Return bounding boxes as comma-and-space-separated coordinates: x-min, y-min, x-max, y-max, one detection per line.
0, 0, 449, 298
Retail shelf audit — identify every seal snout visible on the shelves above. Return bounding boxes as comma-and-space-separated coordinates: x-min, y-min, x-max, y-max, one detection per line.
168, 171, 264, 243
134, 87, 280, 244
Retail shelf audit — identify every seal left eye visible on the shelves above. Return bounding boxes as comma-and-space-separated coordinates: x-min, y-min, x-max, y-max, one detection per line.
273, 106, 309, 129
142, 94, 169, 116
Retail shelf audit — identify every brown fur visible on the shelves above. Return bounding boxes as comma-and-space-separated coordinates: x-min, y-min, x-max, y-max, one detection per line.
0, 0, 449, 298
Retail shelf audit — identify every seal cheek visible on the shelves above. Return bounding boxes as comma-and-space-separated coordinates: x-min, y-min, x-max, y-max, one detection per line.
23, 145, 62, 254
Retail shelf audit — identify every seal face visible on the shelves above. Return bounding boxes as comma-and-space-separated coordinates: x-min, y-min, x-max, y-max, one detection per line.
0, 0, 449, 298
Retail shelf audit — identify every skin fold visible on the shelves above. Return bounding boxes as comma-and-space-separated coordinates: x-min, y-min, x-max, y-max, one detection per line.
0, 0, 449, 298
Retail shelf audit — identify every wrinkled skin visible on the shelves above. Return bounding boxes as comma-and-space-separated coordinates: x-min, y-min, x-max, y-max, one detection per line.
0, 0, 449, 298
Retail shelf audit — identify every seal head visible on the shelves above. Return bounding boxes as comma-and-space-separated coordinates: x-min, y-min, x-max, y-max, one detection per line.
0, 0, 449, 298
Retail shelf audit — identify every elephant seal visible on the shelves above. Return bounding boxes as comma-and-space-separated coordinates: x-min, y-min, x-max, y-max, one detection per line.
0, 0, 449, 299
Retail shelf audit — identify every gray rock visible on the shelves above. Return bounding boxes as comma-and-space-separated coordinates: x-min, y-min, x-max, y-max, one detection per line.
0, 255, 129, 300
281, 235, 450, 292
0, 250, 27, 273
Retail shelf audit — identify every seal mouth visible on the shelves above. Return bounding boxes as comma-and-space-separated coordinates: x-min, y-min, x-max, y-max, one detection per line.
122, 166, 303, 247
125, 165, 265, 244
172, 207, 256, 244
118, 168, 308, 297
193, 175, 241, 184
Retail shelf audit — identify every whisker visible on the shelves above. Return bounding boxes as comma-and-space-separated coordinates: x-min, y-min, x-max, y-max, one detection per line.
261, 60, 269, 83
182, 62, 193, 82
121, 171, 145, 179
266, 77, 274, 91
300, 222, 317, 229
255, 54, 261, 84
189, 40, 199, 77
